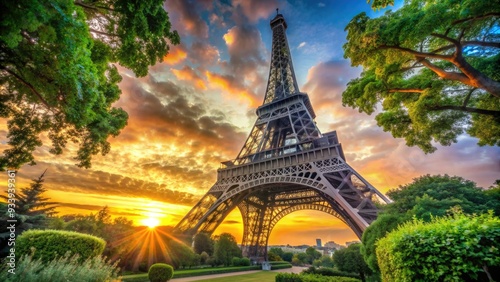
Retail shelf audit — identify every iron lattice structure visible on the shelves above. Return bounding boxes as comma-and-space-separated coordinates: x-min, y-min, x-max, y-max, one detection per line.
174, 13, 390, 259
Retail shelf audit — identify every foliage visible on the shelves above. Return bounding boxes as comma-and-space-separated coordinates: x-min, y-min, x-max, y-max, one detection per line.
292, 252, 309, 266
148, 263, 173, 282
269, 261, 293, 270
305, 247, 322, 264
332, 244, 372, 282
386, 175, 499, 218
17, 229, 105, 263
377, 212, 500, 281
320, 255, 335, 268
269, 247, 285, 258
167, 239, 199, 269
193, 232, 214, 255
361, 174, 500, 272
231, 257, 250, 266
61, 206, 135, 265
0, 0, 180, 169
282, 251, 294, 262
360, 213, 405, 272
343, 0, 500, 152
276, 272, 361, 282
199, 251, 209, 264
0, 253, 119, 282
213, 233, 242, 266
0, 171, 58, 256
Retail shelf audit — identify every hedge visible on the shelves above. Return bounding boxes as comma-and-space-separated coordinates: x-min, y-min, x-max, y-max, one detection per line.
302, 267, 360, 279
17, 229, 106, 263
269, 262, 293, 270
377, 212, 500, 281
148, 263, 173, 282
276, 273, 361, 282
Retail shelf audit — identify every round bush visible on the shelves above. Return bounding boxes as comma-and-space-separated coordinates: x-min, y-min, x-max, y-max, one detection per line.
17, 230, 106, 263
148, 263, 174, 282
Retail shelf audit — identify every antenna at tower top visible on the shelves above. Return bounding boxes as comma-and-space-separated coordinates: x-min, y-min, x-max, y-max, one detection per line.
276, 8, 279, 15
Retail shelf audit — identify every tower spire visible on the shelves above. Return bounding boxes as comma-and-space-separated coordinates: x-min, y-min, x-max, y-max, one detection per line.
263, 13, 300, 104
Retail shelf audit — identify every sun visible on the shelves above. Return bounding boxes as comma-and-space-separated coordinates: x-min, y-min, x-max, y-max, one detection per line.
142, 217, 160, 229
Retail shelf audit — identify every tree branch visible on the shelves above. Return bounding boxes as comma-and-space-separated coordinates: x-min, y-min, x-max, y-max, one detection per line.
451, 12, 500, 26
429, 105, 500, 117
462, 88, 476, 107
388, 88, 426, 93
0, 66, 51, 109
89, 28, 117, 37
419, 58, 471, 85
380, 45, 452, 60
74, 1, 116, 12
74, 1, 98, 10
431, 33, 460, 47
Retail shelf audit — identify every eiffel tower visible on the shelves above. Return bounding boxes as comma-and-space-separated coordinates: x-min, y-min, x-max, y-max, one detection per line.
174, 12, 390, 258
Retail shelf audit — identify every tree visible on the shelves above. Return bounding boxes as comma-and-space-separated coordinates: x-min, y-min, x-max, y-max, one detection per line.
0, 0, 180, 169
361, 174, 499, 273
193, 232, 214, 256
213, 233, 242, 266
0, 171, 58, 256
343, 0, 500, 152
281, 252, 294, 262
268, 247, 285, 261
320, 255, 334, 268
333, 244, 372, 282
305, 247, 322, 264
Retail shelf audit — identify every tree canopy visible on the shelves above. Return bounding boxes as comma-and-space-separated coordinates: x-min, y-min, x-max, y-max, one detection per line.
213, 233, 242, 266
361, 175, 500, 273
0, 0, 179, 169
343, 0, 500, 152
332, 243, 372, 282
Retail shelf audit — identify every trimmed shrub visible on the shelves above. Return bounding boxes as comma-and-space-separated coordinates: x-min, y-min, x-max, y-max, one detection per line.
302, 267, 360, 279
148, 263, 174, 282
0, 254, 120, 282
377, 212, 500, 281
232, 257, 241, 266
276, 273, 302, 282
17, 230, 106, 263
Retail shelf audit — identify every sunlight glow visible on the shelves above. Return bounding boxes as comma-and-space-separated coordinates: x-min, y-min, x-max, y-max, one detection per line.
142, 217, 160, 228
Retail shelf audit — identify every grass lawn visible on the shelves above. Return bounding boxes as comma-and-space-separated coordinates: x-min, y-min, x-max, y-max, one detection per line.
195, 271, 278, 282
121, 266, 262, 281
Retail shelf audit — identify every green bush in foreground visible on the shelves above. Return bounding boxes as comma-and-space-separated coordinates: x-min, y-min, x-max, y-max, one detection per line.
17, 229, 105, 263
0, 254, 120, 282
148, 263, 173, 282
276, 272, 361, 282
377, 211, 500, 281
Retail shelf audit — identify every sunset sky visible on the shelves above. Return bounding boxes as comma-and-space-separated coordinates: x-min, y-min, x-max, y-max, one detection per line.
3, 0, 500, 246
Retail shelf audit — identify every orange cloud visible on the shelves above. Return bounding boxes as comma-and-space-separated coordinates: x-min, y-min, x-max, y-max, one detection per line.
172, 66, 207, 90
163, 45, 187, 65
206, 71, 261, 107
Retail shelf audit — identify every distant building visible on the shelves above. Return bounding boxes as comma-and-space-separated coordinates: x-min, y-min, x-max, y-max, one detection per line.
346, 240, 361, 246
324, 241, 342, 250
316, 238, 322, 247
